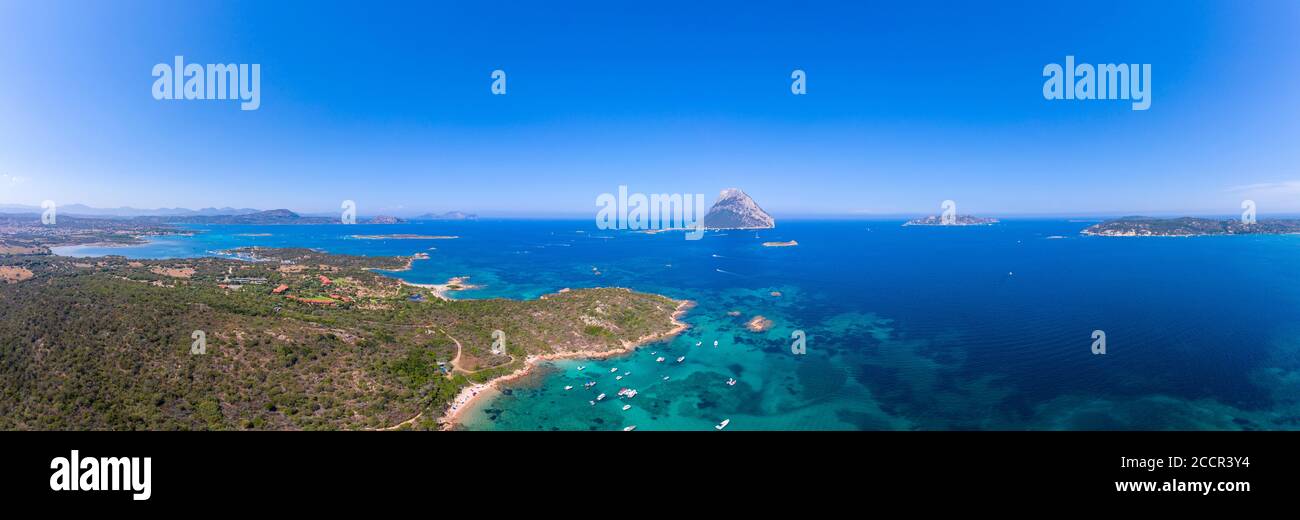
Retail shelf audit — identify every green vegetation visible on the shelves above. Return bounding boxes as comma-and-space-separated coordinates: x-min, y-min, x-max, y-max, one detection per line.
1084, 217, 1300, 236
0, 249, 684, 430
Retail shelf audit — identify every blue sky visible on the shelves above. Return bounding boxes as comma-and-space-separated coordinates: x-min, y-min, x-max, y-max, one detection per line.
1, 1, 1297, 217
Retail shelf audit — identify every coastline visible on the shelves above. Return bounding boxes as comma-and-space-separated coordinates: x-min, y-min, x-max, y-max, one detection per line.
398, 276, 478, 301
437, 298, 694, 430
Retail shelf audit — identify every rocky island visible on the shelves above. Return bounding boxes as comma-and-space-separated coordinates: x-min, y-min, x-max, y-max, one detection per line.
1083, 217, 1300, 236
703, 188, 776, 229
903, 215, 999, 226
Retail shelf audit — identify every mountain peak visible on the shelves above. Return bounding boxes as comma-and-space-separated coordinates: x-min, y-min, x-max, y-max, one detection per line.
703, 188, 775, 229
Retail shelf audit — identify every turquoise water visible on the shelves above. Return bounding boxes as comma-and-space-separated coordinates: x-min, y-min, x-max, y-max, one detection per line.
55, 220, 1300, 430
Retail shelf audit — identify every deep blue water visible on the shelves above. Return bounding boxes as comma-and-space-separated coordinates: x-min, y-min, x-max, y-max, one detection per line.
54, 220, 1300, 430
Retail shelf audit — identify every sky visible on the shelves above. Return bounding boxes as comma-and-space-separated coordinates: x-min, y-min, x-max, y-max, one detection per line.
0, 0, 1297, 217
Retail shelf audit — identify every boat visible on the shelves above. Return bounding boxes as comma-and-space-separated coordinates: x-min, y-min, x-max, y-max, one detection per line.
610, 367, 619, 373
596, 393, 606, 401
676, 356, 685, 363
695, 341, 702, 347
624, 389, 638, 398
713, 340, 719, 347
650, 351, 657, 356
726, 378, 736, 386
589, 400, 596, 406
623, 371, 630, 376
577, 366, 585, 371
564, 385, 573, 391
622, 404, 631, 411
615, 375, 623, 381
656, 357, 665, 363
583, 381, 596, 389
662, 376, 670, 381
715, 419, 730, 430
623, 425, 637, 432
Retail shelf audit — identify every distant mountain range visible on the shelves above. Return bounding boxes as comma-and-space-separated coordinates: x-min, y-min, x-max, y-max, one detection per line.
0, 203, 262, 218
412, 211, 477, 221
0, 204, 465, 224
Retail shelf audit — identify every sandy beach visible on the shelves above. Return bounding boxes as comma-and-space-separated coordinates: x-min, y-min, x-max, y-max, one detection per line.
437, 298, 694, 429
399, 276, 479, 301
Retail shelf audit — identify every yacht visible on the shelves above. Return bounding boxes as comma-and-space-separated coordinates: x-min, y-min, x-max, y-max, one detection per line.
715, 419, 731, 430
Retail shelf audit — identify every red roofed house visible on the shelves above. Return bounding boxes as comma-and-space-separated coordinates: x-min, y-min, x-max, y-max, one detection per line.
272, 284, 289, 294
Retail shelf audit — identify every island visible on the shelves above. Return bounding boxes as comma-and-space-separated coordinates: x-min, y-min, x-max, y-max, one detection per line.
1083, 217, 1300, 236
703, 188, 776, 229
0, 225, 689, 431
903, 215, 999, 226
350, 234, 458, 240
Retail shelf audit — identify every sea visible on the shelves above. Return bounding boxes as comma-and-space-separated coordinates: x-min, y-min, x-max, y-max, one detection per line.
52, 220, 1300, 430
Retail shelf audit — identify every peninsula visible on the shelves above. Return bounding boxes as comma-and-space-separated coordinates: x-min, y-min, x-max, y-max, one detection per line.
0, 221, 688, 431
1082, 217, 1300, 236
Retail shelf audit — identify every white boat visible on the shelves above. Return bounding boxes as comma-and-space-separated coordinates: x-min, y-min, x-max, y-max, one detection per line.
713, 340, 719, 347
564, 385, 573, 390
625, 389, 638, 398
596, 393, 606, 401
715, 419, 731, 430
615, 375, 623, 381
676, 356, 685, 363
726, 378, 736, 386
577, 366, 585, 371
610, 367, 619, 373
695, 341, 702, 347
622, 404, 631, 411
583, 381, 596, 389
656, 357, 665, 363
623, 425, 636, 432
589, 400, 596, 406
623, 371, 630, 376
662, 376, 670, 381
650, 351, 657, 356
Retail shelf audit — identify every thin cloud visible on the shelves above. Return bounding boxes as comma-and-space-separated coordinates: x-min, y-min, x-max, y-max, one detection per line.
1227, 181, 1300, 194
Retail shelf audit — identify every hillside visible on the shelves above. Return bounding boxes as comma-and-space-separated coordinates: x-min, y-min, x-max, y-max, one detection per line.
0, 251, 684, 430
